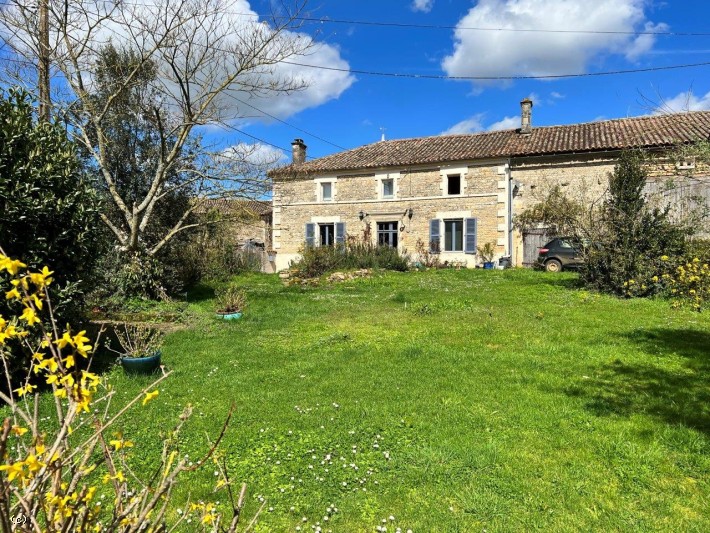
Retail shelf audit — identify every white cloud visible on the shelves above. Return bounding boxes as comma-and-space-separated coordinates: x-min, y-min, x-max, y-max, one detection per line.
488, 116, 520, 131
441, 113, 485, 135
412, 0, 435, 13
442, 0, 664, 84
1, 0, 354, 122
223, 142, 287, 167
655, 90, 710, 114
442, 113, 520, 135
550, 91, 565, 99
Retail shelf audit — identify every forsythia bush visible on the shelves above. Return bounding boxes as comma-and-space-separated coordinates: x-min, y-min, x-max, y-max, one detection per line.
0, 250, 251, 532
624, 255, 709, 311
666, 257, 710, 311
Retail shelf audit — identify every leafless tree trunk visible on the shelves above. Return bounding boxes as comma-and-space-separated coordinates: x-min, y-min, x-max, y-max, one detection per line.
0, 0, 311, 254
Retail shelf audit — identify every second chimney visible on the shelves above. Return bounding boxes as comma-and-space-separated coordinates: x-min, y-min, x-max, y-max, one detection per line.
520, 98, 533, 135
291, 138, 307, 164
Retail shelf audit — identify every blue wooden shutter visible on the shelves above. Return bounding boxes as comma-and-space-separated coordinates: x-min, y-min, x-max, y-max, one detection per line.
305, 223, 315, 247
465, 218, 477, 254
429, 219, 440, 253
336, 222, 346, 245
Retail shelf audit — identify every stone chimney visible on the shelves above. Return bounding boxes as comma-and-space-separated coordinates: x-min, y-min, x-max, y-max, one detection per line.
291, 138, 307, 164
520, 98, 533, 135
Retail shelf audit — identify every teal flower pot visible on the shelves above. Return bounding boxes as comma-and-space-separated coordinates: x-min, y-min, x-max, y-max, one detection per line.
216, 312, 243, 320
120, 351, 161, 375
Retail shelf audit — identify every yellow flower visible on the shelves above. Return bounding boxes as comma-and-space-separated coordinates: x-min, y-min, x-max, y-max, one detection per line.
14, 383, 36, 397
0, 256, 26, 275
660, 255, 669, 261
0, 461, 25, 482
29, 266, 53, 288
109, 439, 134, 451
64, 355, 75, 369
20, 306, 40, 326
142, 390, 159, 406
24, 454, 44, 474
54, 331, 74, 350
11, 425, 28, 437
5, 287, 21, 301
37, 357, 59, 373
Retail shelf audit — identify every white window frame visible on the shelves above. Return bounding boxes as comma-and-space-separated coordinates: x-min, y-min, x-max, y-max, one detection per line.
443, 218, 464, 252
314, 177, 337, 203
375, 171, 399, 200
440, 165, 468, 197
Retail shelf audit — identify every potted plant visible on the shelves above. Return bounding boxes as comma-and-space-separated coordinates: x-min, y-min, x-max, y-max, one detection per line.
215, 284, 246, 320
477, 242, 497, 269
109, 324, 164, 375
267, 249, 277, 262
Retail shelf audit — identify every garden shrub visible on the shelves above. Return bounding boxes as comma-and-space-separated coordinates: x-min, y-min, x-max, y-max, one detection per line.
0, 250, 250, 531
666, 257, 710, 311
292, 237, 409, 278
581, 149, 688, 295
0, 88, 102, 383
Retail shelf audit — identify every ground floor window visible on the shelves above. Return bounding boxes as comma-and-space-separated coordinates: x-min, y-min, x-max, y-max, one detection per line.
444, 219, 463, 251
320, 223, 335, 246
377, 221, 398, 248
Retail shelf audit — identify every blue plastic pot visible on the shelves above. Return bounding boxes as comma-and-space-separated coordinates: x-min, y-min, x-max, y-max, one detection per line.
216, 312, 243, 320
121, 351, 161, 375
483, 262, 495, 269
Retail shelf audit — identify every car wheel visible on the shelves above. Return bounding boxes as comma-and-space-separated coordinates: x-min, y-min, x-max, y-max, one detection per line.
545, 259, 562, 272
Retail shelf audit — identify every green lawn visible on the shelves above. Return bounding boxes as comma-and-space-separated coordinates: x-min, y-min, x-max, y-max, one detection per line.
105, 269, 710, 532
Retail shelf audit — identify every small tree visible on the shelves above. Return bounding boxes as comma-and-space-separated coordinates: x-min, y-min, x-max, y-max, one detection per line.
582, 150, 688, 295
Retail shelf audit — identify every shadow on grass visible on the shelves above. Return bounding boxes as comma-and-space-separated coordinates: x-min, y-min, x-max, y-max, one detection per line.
566, 328, 710, 434
185, 282, 215, 304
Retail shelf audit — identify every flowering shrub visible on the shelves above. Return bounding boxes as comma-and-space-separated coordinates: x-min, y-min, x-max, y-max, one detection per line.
623, 255, 710, 311
666, 258, 710, 311
0, 250, 251, 531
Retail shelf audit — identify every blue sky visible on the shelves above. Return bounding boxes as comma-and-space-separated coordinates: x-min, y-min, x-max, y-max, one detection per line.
227, 0, 710, 163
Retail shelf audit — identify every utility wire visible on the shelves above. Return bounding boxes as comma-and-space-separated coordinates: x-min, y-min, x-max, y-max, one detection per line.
273, 15, 710, 37
229, 95, 347, 150
280, 59, 710, 80
110, 3, 710, 37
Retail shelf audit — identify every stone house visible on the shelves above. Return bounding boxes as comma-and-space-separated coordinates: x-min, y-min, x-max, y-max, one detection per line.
268, 100, 710, 271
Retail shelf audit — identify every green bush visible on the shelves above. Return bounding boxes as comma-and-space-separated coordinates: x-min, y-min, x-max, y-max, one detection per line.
581, 150, 688, 295
0, 88, 102, 383
292, 238, 410, 278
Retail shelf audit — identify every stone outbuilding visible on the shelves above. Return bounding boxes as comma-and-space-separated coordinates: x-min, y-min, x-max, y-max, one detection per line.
268, 103, 710, 271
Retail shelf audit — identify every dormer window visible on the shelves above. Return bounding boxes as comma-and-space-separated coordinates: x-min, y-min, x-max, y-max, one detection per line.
447, 174, 461, 195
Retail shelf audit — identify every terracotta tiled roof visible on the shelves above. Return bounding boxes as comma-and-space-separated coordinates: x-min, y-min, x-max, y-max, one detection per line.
193, 198, 271, 216
270, 111, 710, 177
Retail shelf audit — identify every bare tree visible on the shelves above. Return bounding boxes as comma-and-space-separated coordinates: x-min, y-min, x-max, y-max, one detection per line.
0, 0, 312, 255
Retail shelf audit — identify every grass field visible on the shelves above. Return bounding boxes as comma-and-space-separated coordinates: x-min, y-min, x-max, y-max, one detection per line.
104, 269, 710, 532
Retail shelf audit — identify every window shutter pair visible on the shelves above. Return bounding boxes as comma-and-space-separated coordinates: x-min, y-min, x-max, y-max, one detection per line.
429, 218, 477, 253
304, 223, 346, 246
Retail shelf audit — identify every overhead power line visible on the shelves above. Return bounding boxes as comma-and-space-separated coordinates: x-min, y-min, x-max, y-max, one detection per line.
229, 95, 347, 150
112, 3, 710, 37
281, 59, 710, 80
266, 14, 710, 37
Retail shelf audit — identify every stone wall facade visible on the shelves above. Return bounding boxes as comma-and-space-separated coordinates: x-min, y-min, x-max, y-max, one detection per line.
272, 162, 508, 271
272, 151, 710, 270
